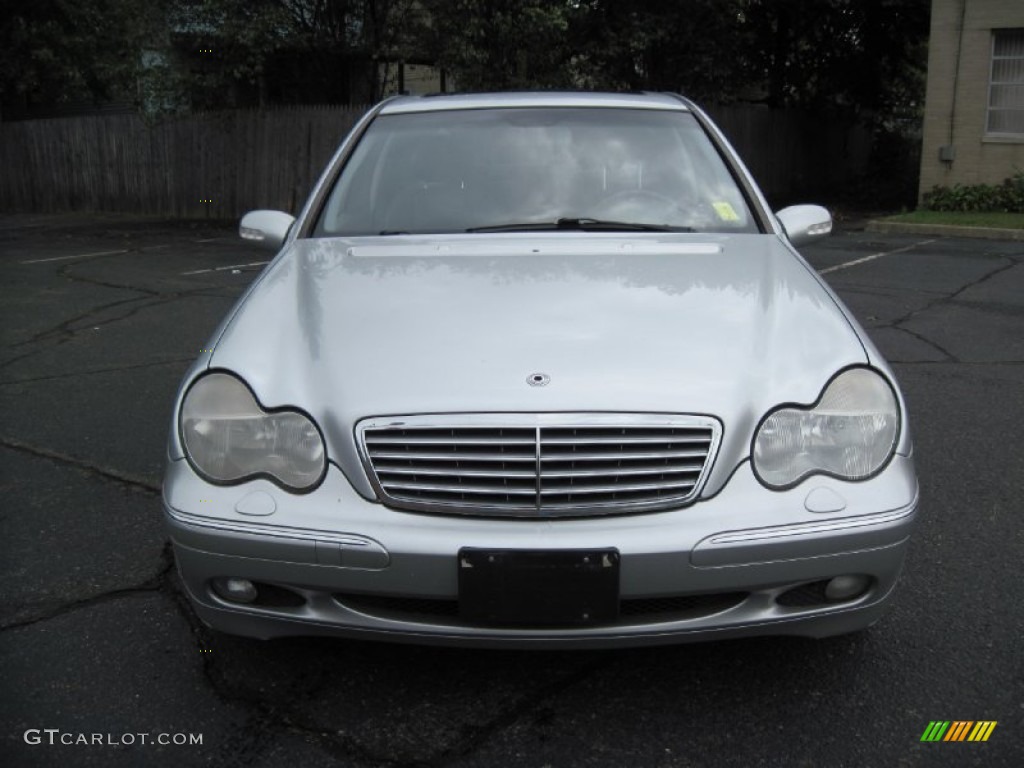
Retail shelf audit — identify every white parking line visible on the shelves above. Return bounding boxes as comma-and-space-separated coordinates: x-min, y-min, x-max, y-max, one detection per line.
819, 239, 937, 275
20, 248, 129, 264
181, 260, 269, 276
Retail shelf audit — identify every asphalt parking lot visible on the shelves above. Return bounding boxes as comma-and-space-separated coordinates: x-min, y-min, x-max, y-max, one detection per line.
1, 214, 1021, 767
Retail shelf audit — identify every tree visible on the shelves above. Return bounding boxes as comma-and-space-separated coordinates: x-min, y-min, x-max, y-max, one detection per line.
421, 0, 574, 90
162, 0, 428, 108
740, 0, 930, 122
0, 0, 166, 115
1, 0, 930, 122
569, 0, 752, 102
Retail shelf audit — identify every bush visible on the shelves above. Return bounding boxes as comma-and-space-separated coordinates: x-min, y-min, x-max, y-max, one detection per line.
922, 172, 1024, 213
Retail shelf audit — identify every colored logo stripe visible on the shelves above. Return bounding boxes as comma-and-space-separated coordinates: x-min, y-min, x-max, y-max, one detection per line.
944, 721, 973, 741
920, 721, 996, 742
968, 722, 997, 742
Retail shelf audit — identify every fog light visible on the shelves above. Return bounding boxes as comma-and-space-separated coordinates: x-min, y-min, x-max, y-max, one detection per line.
212, 577, 258, 604
824, 575, 870, 601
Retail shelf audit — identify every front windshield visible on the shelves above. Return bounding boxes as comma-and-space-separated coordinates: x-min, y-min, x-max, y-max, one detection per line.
314, 107, 759, 236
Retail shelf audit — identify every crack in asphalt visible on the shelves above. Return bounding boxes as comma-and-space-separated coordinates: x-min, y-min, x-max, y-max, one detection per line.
891, 256, 1019, 326
822, 282, 949, 298
0, 518, 295, 766
58, 257, 162, 297
237, 652, 610, 768
162, 574, 395, 768
6, 295, 151, 350
891, 359, 1024, 366
0, 495, 301, 764
951, 298, 1024, 317
132, 539, 617, 768
3, 249, 243, 372
0, 534, 309, 765
0, 293, 158, 371
158, 568, 615, 768
889, 325, 958, 362
2, 296, 179, 373
0, 356, 196, 386
0, 543, 175, 632
0, 435, 161, 494
1, 230, 331, 765
415, 655, 612, 768
0, 298, 204, 373
864, 256, 1022, 364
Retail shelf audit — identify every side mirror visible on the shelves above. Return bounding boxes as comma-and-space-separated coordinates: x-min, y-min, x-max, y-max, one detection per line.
776, 205, 832, 247
239, 210, 296, 250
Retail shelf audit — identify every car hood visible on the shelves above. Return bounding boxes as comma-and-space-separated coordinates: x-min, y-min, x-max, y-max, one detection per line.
211, 233, 867, 494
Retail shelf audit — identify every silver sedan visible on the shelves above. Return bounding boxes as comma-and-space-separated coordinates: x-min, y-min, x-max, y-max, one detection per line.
163, 91, 918, 648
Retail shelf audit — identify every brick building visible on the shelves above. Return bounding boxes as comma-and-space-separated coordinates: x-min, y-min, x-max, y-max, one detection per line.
919, 0, 1024, 199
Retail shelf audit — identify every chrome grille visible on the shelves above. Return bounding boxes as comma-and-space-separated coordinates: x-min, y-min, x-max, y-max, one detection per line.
358, 414, 721, 517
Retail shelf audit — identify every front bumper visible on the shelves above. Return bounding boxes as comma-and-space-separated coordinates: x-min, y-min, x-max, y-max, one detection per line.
163, 454, 918, 649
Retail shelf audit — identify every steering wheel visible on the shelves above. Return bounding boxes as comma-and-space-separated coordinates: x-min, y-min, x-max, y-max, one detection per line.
594, 189, 682, 211
593, 188, 696, 218
591, 188, 718, 225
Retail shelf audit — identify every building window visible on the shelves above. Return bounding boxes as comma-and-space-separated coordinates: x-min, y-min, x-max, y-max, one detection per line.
988, 29, 1024, 136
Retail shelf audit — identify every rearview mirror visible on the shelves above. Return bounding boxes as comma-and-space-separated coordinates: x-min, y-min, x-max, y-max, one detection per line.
776, 205, 832, 247
239, 210, 296, 250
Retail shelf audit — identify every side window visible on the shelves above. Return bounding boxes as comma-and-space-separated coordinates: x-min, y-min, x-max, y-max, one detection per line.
320, 132, 386, 234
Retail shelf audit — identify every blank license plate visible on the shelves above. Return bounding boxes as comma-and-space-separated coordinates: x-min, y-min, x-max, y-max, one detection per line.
458, 548, 620, 627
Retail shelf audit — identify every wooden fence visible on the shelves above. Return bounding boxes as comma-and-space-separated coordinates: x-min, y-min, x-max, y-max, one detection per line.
0, 104, 870, 218
704, 105, 872, 206
0, 107, 369, 219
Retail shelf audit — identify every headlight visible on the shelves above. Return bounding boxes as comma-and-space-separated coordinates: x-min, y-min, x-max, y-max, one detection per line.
180, 372, 326, 492
752, 367, 899, 488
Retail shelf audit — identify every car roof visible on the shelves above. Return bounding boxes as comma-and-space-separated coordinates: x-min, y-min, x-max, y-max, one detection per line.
378, 91, 691, 114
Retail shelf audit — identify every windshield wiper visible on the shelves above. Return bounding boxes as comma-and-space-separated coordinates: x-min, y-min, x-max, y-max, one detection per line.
467, 218, 694, 233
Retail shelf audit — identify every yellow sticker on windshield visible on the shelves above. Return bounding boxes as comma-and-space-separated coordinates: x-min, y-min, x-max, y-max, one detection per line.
712, 201, 740, 221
